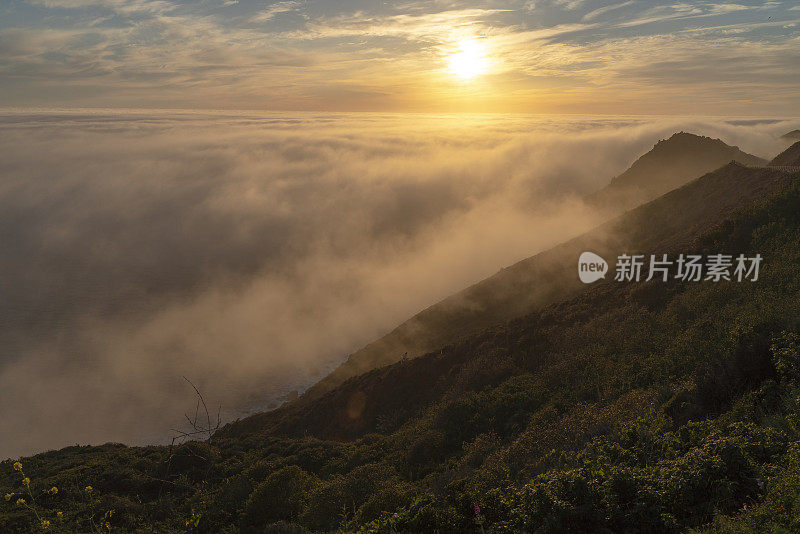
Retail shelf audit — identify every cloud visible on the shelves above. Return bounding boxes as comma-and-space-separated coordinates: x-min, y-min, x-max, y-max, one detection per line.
251, 1, 305, 23
552, 0, 588, 9
299, 8, 511, 40
0, 1, 797, 113
0, 110, 797, 458
582, 1, 635, 22
25, 0, 179, 16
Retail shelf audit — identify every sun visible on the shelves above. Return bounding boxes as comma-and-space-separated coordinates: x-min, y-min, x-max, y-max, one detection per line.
447, 39, 490, 81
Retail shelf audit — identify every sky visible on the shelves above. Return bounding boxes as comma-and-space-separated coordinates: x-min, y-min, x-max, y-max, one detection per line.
1, 0, 799, 114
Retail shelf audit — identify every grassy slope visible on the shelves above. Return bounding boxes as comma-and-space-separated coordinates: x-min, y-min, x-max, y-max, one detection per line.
3, 167, 800, 533
770, 142, 800, 166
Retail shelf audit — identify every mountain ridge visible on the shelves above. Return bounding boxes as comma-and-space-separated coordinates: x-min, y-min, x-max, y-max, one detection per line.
586, 131, 766, 211
770, 141, 800, 167
781, 129, 800, 141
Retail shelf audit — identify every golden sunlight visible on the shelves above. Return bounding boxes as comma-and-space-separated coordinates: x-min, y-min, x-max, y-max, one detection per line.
447, 39, 490, 81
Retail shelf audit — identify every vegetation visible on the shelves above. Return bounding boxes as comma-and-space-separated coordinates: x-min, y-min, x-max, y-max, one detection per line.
770, 141, 800, 167
4, 171, 800, 532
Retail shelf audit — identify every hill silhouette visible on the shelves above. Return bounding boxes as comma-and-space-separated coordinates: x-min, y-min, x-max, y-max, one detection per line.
781, 129, 800, 141
770, 141, 800, 166
303, 133, 767, 401
587, 132, 765, 212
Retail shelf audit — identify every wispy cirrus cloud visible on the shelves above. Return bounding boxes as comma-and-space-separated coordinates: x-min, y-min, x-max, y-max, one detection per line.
582, 1, 635, 22
297, 8, 512, 40
25, 0, 179, 15
251, 0, 305, 22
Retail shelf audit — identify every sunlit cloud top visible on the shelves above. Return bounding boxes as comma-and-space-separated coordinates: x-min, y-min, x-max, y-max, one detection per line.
0, 0, 798, 114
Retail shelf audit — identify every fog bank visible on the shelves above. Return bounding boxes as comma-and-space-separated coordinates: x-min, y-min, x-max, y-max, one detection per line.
0, 110, 795, 457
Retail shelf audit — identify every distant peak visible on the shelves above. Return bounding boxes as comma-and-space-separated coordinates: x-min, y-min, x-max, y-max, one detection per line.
781, 129, 800, 140
648, 132, 731, 154
597, 131, 766, 200
668, 131, 704, 139
664, 131, 720, 143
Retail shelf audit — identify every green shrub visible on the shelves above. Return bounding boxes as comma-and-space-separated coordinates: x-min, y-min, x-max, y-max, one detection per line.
241, 465, 317, 530
298, 476, 347, 531
772, 331, 800, 383
169, 441, 221, 483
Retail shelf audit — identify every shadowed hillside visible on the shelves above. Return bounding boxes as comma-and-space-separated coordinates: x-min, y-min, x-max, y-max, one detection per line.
230, 163, 795, 437
770, 141, 800, 167
303, 134, 767, 401
781, 129, 800, 141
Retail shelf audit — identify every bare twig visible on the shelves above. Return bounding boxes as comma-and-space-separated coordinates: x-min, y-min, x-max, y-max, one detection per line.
172, 376, 221, 444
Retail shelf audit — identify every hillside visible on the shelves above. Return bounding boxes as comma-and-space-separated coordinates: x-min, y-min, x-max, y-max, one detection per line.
304, 134, 767, 401
225, 163, 795, 440
781, 129, 800, 141
3, 166, 800, 533
770, 141, 800, 166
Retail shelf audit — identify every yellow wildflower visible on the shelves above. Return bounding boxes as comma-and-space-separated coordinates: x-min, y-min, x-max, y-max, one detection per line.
41, 519, 50, 529
4, 493, 12, 501
50, 486, 58, 495
22, 477, 30, 486
13, 462, 22, 471
16, 497, 25, 506
84, 485, 93, 493
56, 511, 63, 519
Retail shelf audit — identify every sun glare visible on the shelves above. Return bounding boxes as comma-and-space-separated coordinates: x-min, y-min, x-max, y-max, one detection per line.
447, 39, 490, 81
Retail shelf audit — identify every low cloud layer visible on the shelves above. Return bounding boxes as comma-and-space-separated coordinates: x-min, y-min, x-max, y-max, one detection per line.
0, 111, 796, 457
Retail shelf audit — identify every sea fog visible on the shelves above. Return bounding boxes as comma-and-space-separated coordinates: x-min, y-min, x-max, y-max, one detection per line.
0, 110, 794, 458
